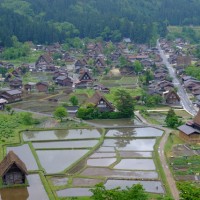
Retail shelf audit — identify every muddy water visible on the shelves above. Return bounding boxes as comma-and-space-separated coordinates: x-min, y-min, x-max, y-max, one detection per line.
0, 174, 48, 200
114, 159, 156, 170
106, 127, 163, 137
23, 129, 101, 141
57, 188, 92, 197
103, 139, 156, 151
87, 158, 116, 167
36, 149, 89, 173
7, 144, 38, 171
81, 167, 158, 179
104, 179, 164, 194
33, 140, 99, 149
119, 151, 152, 158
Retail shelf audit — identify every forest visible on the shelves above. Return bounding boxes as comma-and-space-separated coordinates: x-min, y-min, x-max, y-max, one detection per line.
1, 0, 200, 46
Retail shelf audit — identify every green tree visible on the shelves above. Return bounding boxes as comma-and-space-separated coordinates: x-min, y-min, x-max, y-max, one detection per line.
54, 107, 68, 122
165, 108, 182, 128
114, 89, 134, 118
20, 112, 34, 125
133, 60, 143, 74
119, 56, 129, 68
69, 96, 78, 106
90, 183, 148, 200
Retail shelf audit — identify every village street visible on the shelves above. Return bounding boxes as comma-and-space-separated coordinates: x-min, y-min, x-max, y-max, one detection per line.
157, 41, 197, 116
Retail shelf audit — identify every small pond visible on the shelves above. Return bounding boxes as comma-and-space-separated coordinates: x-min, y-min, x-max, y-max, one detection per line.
0, 174, 48, 200
114, 159, 156, 170
87, 158, 116, 167
36, 149, 89, 173
103, 139, 156, 151
106, 127, 163, 137
23, 129, 101, 141
33, 140, 99, 149
104, 179, 165, 194
81, 167, 158, 179
7, 144, 38, 171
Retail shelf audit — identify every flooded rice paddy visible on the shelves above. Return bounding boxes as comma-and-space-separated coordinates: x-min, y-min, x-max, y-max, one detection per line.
3, 127, 164, 199
7, 144, 38, 170
106, 127, 163, 137
23, 129, 101, 141
36, 149, 89, 173
32, 140, 98, 149
87, 158, 117, 167
114, 159, 156, 170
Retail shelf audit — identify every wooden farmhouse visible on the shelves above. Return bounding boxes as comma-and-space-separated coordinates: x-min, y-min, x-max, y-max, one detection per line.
163, 90, 180, 105
75, 71, 93, 88
55, 76, 73, 87
0, 98, 8, 110
87, 91, 114, 112
178, 109, 200, 143
0, 89, 22, 103
0, 151, 28, 186
36, 82, 49, 92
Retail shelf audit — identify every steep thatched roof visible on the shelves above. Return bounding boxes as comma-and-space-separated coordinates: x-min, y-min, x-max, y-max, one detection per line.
0, 151, 28, 177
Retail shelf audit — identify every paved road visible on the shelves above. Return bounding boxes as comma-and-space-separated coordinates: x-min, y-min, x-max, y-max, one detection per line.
157, 41, 197, 116
135, 111, 180, 200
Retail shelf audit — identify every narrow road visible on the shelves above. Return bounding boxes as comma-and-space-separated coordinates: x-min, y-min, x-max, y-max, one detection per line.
135, 111, 180, 200
157, 41, 197, 116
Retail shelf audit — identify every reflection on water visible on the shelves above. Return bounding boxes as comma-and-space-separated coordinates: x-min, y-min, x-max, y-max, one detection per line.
106, 127, 163, 137
7, 144, 38, 171
103, 139, 156, 151
114, 159, 156, 170
36, 149, 89, 173
33, 140, 99, 149
87, 158, 116, 167
23, 129, 101, 141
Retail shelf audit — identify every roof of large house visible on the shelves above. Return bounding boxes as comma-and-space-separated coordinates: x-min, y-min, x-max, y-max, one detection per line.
79, 71, 93, 81
0, 151, 28, 177
164, 90, 180, 101
88, 91, 114, 110
178, 124, 200, 135
6, 90, 22, 95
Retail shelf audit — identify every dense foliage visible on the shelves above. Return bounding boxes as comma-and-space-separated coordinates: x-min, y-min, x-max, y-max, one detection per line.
165, 108, 182, 128
185, 65, 200, 80
2, 0, 200, 46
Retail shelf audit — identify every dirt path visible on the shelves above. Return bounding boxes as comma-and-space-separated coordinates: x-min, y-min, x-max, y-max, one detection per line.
135, 111, 180, 200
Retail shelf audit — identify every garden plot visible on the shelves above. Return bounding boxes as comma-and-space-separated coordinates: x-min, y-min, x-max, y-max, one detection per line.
0, 174, 48, 200
23, 129, 101, 141
106, 127, 163, 137
7, 144, 38, 171
36, 149, 89, 174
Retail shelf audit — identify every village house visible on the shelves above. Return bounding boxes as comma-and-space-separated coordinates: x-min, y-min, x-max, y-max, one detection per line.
55, 76, 73, 87
74, 59, 88, 73
178, 109, 200, 143
35, 54, 53, 71
24, 82, 36, 93
0, 151, 28, 186
163, 90, 180, 105
93, 84, 110, 93
87, 91, 115, 112
176, 55, 191, 67
75, 71, 93, 88
36, 82, 49, 92
0, 89, 22, 103
95, 58, 106, 68
9, 78, 23, 89
0, 98, 8, 110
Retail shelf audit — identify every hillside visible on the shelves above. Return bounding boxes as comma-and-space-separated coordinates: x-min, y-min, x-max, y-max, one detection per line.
1, 0, 200, 46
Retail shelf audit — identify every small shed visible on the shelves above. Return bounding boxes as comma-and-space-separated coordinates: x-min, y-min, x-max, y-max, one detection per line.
0, 151, 28, 185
